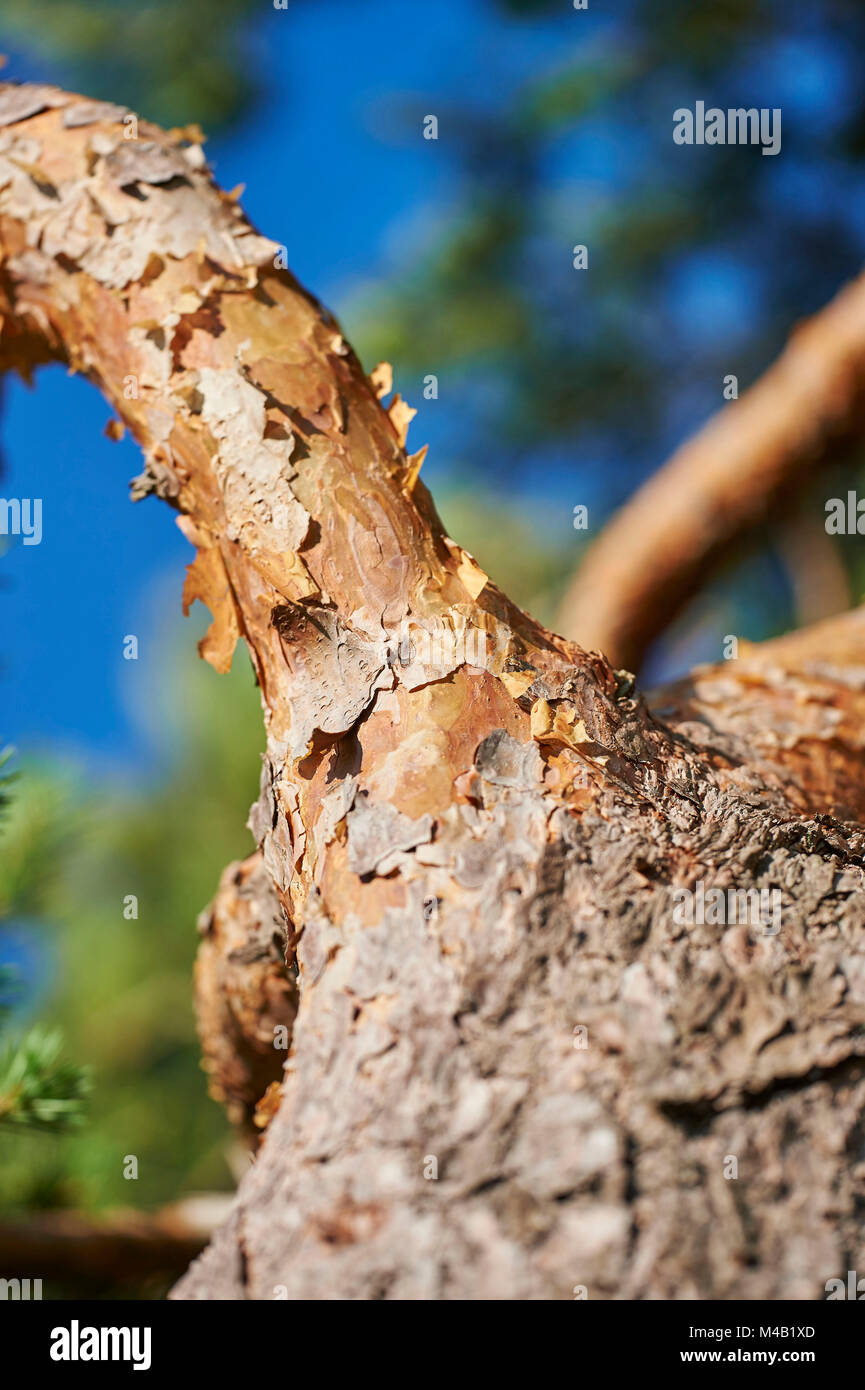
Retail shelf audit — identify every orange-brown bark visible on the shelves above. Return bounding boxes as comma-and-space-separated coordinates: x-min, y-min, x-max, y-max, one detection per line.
194, 852, 297, 1135
2, 82, 865, 1301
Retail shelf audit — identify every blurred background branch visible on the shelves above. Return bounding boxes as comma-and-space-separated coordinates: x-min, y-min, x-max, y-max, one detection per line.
0, 1196, 230, 1295
556, 268, 865, 670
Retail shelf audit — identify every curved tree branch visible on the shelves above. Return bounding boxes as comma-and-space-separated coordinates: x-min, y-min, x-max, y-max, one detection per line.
557, 270, 865, 671
2, 82, 865, 1302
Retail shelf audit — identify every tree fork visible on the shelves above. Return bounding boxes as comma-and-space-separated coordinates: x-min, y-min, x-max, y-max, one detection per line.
1, 83, 864, 1300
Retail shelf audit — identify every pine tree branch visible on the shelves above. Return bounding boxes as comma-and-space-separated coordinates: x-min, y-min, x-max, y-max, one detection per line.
557, 270, 865, 670
1, 81, 864, 1302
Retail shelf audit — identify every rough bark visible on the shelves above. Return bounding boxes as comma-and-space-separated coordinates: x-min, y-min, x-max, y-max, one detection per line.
557, 270, 865, 671
2, 82, 865, 1301
194, 852, 297, 1137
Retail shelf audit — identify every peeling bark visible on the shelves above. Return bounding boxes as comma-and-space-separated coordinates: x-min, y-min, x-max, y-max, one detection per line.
2, 82, 865, 1300
194, 853, 297, 1137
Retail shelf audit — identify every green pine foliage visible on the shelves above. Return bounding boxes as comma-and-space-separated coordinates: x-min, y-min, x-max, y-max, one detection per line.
0, 618, 263, 1214
0, 745, 90, 1133
0, 1023, 90, 1131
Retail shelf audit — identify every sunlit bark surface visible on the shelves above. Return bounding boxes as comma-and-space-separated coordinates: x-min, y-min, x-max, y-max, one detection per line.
1, 83, 864, 1300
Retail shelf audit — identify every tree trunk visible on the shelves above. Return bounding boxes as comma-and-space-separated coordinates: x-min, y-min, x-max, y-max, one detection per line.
2, 82, 865, 1301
